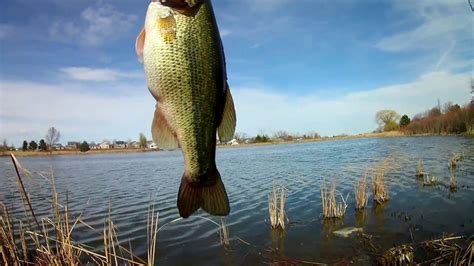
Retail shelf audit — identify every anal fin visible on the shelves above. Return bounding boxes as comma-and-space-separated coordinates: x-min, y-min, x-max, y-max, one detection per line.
151, 104, 179, 150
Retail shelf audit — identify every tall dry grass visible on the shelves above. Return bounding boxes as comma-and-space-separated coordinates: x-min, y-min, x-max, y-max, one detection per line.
416, 159, 426, 178
321, 182, 348, 219
423, 175, 438, 186
1, 154, 148, 265
1, 154, 229, 265
219, 218, 229, 248
372, 170, 389, 204
354, 172, 369, 210
268, 185, 287, 229
448, 152, 464, 169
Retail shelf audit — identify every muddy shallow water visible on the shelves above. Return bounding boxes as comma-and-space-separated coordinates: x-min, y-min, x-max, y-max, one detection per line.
1, 136, 473, 264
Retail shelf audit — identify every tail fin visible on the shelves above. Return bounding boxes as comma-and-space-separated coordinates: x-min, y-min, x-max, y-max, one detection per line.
177, 169, 230, 218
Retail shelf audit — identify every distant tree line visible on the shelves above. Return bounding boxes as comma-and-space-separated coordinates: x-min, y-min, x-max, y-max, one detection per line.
229, 130, 321, 144
375, 102, 473, 135
402, 102, 473, 135
0, 139, 15, 155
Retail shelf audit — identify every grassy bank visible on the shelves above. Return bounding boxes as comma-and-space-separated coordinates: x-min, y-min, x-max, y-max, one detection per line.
2, 148, 159, 158
4, 131, 470, 157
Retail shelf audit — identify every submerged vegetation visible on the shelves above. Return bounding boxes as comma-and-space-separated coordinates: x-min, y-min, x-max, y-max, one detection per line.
268, 185, 287, 229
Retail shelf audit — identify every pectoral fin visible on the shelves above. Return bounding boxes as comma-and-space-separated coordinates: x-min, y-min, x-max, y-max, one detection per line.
218, 84, 236, 142
135, 27, 146, 64
151, 104, 179, 150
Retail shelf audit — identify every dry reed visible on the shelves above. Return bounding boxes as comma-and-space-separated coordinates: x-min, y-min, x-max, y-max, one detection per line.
449, 172, 457, 192
321, 182, 348, 219
378, 244, 414, 265
219, 218, 229, 248
421, 235, 472, 265
416, 159, 426, 178
268, 185, 287, 229
2, 154, 147, 265
448, 152, 464, 169
354, 172, 369, 210
423, 175, 438, 186
147, 201, 159, 266
372, 170, 389, 204
2, 154, 233, 265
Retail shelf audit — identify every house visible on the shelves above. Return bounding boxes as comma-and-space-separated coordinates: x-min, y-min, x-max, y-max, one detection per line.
129, 141, 141, 149
114, 141, 127, 149
51, 144, 65, 150
89, 142, 100, 150
147, 141, 158, 150
99, 141, 111, 149
65, 141, 80, 150
226, 139, 239, 145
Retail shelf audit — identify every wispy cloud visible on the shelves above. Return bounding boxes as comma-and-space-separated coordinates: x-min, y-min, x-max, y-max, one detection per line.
60, 67, 143, 82
242, 0, 290, 13
375, 16, 468, 52
0, 24, 14, 39
220, 29, 232, 38
375, 1, 471, 73
49, 4, 137, 46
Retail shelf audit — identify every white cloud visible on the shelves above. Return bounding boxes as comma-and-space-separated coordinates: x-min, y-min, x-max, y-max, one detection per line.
49, 4, 137, 46
232, 71, 471, 136
0, 81, 155, 146
60, 67, 143, 81
1, 71, 470, 147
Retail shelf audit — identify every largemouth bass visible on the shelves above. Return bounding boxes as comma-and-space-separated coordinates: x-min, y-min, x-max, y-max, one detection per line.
136, 0, 236, 218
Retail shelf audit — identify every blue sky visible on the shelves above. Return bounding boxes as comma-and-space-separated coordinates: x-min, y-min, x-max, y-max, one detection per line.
0, 0, 472, 146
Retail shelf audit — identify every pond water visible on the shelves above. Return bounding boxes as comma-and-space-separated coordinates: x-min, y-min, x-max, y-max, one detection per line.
1, 136, 473, 264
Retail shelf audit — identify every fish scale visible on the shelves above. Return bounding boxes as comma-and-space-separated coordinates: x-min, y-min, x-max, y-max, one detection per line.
137, 0, 236, 218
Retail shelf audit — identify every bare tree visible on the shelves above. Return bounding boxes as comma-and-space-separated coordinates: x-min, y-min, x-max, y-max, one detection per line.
46, 127, 61, 154
375, 110, 401, 131
233, 132, 248, 143
273, 130, 292, 141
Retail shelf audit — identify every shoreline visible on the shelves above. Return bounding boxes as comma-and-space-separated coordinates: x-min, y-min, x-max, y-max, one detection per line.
2, 131, 471, 158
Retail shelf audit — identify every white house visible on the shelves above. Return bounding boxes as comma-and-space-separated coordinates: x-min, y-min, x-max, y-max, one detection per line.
99, 141, 111, 149
114, 141, 127, 149
129, 141, 141, 149
226, 139, 239, 145
147, 141, 158, 150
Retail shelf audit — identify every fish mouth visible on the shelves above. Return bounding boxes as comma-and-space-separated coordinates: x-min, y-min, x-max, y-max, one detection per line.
152, 0, 203, 16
